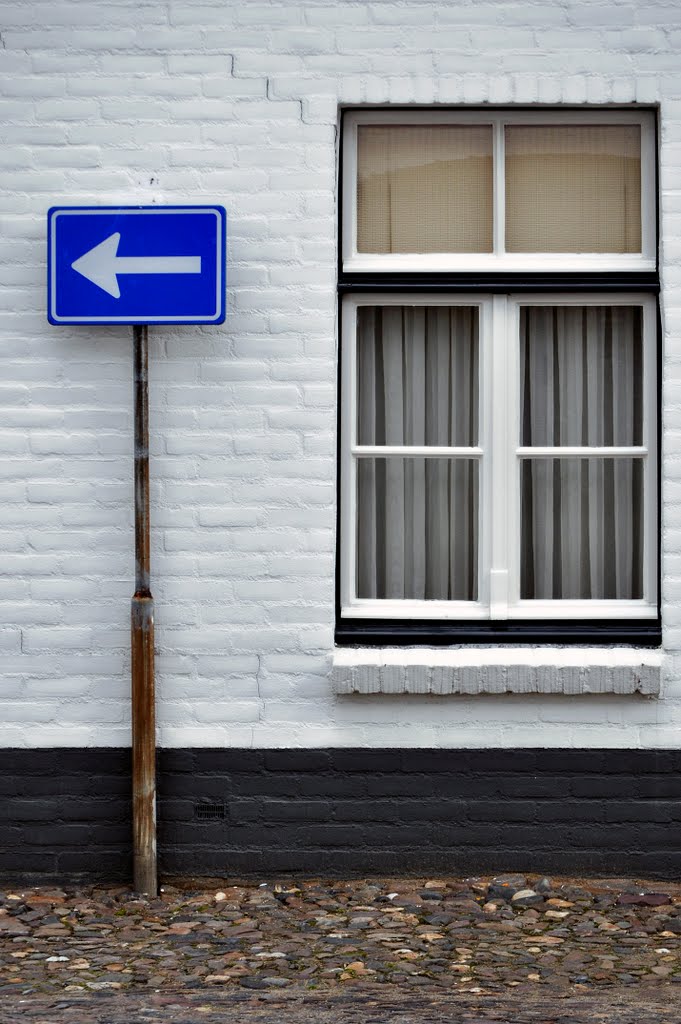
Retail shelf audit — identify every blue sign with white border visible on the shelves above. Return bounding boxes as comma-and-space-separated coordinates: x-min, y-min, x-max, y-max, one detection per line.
48, 206, 226, 325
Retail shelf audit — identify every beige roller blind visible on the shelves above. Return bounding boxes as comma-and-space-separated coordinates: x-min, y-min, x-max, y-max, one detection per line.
356, 125, 493, 254
505, 125, 641, 253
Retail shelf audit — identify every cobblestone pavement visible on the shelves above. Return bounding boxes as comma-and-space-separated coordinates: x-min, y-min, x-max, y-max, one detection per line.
2, 990, 681, 1024
2, 875, 681, 1021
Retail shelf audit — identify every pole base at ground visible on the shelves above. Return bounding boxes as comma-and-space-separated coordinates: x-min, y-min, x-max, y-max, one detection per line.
131, 592, 157, 896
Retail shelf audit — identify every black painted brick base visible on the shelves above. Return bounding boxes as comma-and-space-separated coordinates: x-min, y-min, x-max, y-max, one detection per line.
1, 748, 680, 882
0, 749, 132, 880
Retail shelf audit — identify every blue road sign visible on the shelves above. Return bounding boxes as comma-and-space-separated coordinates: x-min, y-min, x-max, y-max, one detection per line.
48, 206, 226, 325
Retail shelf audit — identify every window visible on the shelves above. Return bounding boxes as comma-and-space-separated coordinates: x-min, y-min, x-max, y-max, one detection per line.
338, 109, 659, 645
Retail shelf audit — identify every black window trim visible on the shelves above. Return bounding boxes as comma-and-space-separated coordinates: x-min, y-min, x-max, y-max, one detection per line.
335, 105, 661, 648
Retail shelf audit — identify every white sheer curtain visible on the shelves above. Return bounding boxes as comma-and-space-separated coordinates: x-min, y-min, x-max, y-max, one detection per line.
353, 302, 644, 605
356, 126, 493, 254
356, 306, 478, 600
505, 125, 642, 254
520, 305, 643, 600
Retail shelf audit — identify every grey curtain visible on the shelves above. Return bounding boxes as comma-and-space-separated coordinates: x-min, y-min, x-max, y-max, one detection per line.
356, 306, 478, 600
520, 305, 643, 600
354, 303, 643, 604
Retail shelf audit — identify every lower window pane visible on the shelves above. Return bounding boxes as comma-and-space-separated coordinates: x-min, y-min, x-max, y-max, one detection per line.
357, 457, 478, 600
520, 458, 643, 600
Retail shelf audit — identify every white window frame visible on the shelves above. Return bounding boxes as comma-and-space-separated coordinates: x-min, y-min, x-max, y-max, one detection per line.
342, 109, 656, 275
340, 293, 491, 621
340, 291, 657, 622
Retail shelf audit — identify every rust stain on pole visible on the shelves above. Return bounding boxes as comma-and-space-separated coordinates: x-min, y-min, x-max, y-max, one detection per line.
131, 323, 157, 896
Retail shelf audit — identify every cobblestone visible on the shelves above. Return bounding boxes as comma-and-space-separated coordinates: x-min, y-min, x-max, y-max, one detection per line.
1, 875, 681, 1020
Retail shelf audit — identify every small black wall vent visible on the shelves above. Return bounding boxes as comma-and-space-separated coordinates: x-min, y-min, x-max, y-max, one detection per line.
195, 802, 226, 821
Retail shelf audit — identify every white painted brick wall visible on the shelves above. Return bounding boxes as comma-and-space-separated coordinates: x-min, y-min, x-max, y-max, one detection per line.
1, 0, 681, 749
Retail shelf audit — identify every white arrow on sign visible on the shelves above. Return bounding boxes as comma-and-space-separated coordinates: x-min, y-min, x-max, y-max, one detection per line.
71, 232, 202, 299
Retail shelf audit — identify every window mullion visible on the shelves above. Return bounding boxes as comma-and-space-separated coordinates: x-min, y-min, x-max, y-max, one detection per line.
352, 445, 483, 458
516, 446, 648, 457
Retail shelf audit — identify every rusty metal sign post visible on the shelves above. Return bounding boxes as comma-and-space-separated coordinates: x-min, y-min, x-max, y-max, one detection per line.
131, 324, 157, 896
48, 205, 227, 895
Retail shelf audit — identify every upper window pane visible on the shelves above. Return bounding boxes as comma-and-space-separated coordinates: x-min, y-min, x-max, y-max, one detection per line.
505, 125, 642, 253
520, 305, 643, 446
357, 305, 479, 446
356, 125, 493, 254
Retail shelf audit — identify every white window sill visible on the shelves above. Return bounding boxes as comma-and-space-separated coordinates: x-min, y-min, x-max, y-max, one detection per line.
332, 647, 662, 696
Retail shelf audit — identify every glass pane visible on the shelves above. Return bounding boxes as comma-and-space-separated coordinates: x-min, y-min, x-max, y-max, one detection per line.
357, 457, 478, 600
520, 306, 643, 446
357, 125, 493, 254
505, 125, 641, 253
357, 306, 478, 446
520, 458, 643, 599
